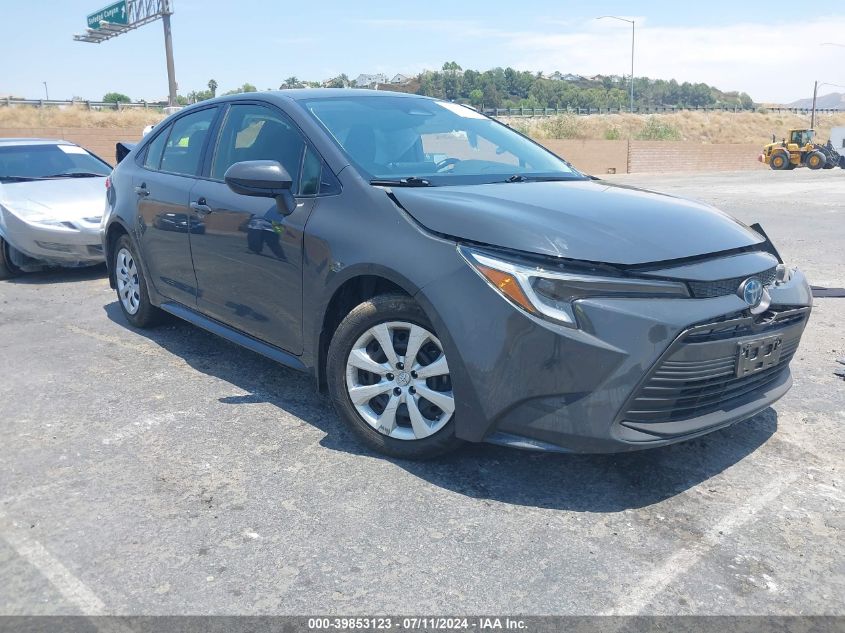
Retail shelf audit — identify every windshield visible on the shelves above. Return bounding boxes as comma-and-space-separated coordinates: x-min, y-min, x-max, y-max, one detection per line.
300, 96, 583, 185
0, 144, 111, 182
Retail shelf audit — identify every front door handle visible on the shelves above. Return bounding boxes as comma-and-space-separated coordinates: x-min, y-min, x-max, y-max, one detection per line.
134, 183, 149, 197
190, 198, 212, 215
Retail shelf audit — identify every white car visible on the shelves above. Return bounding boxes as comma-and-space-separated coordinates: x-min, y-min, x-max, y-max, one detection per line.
0, 139, 112, 278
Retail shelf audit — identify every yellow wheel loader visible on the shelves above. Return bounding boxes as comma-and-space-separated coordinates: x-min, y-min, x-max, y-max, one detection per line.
759, 129, 843, 171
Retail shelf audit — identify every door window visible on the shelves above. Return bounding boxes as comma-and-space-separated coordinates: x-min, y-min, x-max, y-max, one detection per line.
143, 123, 171, 170
211, 104, 306, 193
159, 108, 217, 176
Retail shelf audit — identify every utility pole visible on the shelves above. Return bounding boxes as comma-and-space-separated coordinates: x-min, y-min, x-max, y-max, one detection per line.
811, 80, 818, 129
162, 1, 178, 106
42, 82, 49, 100
597, 16, 636, 113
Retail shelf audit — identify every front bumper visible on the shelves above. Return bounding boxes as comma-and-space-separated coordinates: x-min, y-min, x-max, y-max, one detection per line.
419, 261, 812, 453
1, 209, 104, 267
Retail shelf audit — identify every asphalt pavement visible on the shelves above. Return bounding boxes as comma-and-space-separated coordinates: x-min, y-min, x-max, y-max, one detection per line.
0, 169, 843, 616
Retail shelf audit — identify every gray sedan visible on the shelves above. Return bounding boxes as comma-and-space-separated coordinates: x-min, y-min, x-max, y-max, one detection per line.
0, 138, 112, 278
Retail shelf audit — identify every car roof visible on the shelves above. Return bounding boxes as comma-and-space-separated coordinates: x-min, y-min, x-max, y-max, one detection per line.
0, 138, 76, 147
190, 88, 431, 108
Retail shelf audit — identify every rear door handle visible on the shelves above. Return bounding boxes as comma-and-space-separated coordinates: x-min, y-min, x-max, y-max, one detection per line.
134, 183, 149, 196
190, 198, 212, 215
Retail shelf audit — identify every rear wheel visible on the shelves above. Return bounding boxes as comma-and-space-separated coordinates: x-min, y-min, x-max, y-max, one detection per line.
327, 294, 463, 459
806, 151, 825, 170
113, 234, 163, 328
0, 236, 22, 280
769, 152, 790, 170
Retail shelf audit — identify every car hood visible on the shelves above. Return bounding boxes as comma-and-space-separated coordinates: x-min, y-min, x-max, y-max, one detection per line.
0, 177, 107, 222
390, 179, 764, 265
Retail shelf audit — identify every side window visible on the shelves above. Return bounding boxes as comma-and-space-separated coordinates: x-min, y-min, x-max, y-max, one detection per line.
211, 104, 305, 193
300, 145, 321, 195
143, 123, 171, 170
160, 108, 217, 176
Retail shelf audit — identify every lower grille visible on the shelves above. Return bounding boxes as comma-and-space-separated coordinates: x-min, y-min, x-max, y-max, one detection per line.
621, 308, 807, 426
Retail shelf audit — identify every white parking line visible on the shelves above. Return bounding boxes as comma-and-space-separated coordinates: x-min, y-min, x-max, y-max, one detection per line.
0, 523, 106, 615
601, 470, 799, 616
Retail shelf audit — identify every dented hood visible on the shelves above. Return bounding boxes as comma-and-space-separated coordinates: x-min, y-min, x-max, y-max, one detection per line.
390, 179, 764, 265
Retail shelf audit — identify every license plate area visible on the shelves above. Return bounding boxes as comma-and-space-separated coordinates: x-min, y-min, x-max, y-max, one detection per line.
736, 335, 783, 377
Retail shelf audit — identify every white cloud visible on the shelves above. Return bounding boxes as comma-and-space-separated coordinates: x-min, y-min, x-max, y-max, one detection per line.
504, 15, 845, 102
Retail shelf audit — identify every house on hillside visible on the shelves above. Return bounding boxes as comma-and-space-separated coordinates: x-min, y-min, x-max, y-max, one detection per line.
354, 73, 388, 88
548, 72, 582, 82
390, 74, 410, 85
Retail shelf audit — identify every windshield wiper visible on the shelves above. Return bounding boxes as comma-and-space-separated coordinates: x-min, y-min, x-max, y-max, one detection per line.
44, 172, 106, 179
500, 174, 583, 183
370, 176, 431, 187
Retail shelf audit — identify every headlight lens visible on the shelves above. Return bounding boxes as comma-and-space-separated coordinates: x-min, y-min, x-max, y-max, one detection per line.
460, 246, 690, 327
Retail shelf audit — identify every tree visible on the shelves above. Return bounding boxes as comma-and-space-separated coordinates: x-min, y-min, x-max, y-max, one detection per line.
208, 79, 218, 97
280, 77, 301, 89
103, 92, 130, 104
469, 89, 484, 108
223, 83, 258, 96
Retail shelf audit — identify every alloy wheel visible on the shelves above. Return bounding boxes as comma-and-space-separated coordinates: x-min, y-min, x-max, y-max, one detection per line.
345, 321, 454, 440
116, 247, 141, 315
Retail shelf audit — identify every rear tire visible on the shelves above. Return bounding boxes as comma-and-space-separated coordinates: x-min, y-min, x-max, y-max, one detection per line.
769, 152, 790, 170
0, 237, 22, 280
806, 151, 825, 170
113, 234, 164, 328
326, 293, 463, 460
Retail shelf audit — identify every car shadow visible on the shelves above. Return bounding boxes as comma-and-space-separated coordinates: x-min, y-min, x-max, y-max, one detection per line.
104, 301, 777, 512
6, 264, 107, 285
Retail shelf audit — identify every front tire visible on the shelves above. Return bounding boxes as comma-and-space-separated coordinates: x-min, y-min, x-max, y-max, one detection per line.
113, 234, 163, 328
327, 294, 463, 459
0, 237, 22, 280
806, 151, 825, 170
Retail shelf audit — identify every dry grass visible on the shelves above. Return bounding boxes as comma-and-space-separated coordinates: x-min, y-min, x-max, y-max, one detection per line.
505, 110, 845, 144
2, 105, 845, 145
0, 105, 165, 129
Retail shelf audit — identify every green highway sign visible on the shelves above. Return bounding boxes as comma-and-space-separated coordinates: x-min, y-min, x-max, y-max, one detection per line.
87, 0, 128, 29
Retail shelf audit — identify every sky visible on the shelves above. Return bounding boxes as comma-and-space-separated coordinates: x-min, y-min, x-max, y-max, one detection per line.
1, 0, 844, 104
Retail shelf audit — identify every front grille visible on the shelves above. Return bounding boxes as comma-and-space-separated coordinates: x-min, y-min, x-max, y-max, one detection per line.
620, 308, 807, 426
687, 266, 777, 298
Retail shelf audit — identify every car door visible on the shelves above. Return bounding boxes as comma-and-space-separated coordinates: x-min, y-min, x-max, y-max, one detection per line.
188, 102, 319, 355
134, 106, 219, 305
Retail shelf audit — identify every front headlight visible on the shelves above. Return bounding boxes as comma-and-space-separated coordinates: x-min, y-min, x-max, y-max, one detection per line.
460, 246, 690, 328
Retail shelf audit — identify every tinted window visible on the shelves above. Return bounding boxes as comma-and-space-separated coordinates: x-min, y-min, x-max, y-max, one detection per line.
300, 145, 321, 195
160, 108, 217, 176
211, 104, 305, 192
143, 123, 171, 170
0, 144, 111, 181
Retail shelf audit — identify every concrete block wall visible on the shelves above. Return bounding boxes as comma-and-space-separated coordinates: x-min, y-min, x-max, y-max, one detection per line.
0, 127, 768, 174
0, 127, 141, 165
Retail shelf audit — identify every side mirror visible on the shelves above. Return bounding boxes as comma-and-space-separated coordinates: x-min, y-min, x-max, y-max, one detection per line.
224, 160, 296, 215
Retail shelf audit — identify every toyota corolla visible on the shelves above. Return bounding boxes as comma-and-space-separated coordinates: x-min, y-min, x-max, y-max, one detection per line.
102, 90, 812, 459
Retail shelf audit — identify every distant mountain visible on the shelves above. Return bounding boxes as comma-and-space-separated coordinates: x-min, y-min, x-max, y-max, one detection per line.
788, 92, 845, 110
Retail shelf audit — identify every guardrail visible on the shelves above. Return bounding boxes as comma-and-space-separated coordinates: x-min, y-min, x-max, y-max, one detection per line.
3, 97, 841, 117
0, 98, 164, 109
483, 106, 844, 117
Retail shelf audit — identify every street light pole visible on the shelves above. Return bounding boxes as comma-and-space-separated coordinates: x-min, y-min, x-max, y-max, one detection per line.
42, 82, 49, 100
811, 81, 845, 129
597, 16, 636, 113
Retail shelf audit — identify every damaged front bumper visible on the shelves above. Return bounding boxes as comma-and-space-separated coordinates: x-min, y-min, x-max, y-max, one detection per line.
420, 248, 812, 454
0, 207, 104, 269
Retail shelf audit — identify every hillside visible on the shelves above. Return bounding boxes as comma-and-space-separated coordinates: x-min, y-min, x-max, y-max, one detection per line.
788, 92, 845, 110
503, 110, 845, 144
